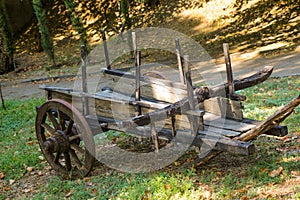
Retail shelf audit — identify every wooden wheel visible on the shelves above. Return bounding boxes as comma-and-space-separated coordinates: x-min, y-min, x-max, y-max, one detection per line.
35, 99, 95, 179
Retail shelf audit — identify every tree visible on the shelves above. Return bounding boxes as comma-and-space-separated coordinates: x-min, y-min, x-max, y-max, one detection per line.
33, 0, 56, 67
63, 0, 89, 51
0, 1, 14, 74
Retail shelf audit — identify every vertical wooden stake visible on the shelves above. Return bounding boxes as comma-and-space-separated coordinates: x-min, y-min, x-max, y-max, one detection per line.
175, 38, 185, 84
223, 43, 235, 96
132, 32, 137, 58
135, 50, 142, 116
151, 122, 159, 153
171, 116, 176, 137
81, 45, 89, 115
0, 83, 5, 109
101, 30, 111, 69
184, 55, 198, 136
184, 55, 195, 110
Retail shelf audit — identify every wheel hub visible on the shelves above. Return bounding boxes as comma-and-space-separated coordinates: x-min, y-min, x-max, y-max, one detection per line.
43, 130, 70, 153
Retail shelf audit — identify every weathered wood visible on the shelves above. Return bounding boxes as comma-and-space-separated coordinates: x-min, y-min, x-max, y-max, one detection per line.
101, 30, 111, 69
184, 55, 198, 136
190, 94, 300, 167
241, 118, 288, 137
205, 113, 255, 132
223, 43, 235, 95
175, 38, 185, 84
202, 97, 243, 120
151, 123, 159, 153
41, 65, 273, 136
103, 69, 187, 103
107, 86, 210, 129
208, 66, 273, 98
81, 45, 89, 116
235, 94, 300, 141
135, 50, 142, 115
103, 66, 273, 103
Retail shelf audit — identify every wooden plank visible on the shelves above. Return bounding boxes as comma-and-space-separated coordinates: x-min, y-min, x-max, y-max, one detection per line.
91, 121, 255, 155
242, 118, 288, 137
235, 94, 300, 141
103, 71, 187, 103
47, 89, 249, 137
203, 113, 256, 133
202, 97, 243, 120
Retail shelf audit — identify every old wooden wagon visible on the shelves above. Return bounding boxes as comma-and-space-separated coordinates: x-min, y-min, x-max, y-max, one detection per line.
35, 34, 300, 178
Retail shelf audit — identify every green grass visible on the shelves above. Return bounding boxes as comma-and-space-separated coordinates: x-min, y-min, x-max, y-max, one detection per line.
0, 76, 299, 199
0, 98, 45, 180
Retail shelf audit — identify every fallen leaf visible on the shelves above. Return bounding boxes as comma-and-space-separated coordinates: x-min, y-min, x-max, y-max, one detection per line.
240, 195, 249, 200
83, 177, 90, 182
24, 188, 32, 193
65, 189, 74, 198
0, 172, 5, 179
27, 167, 34, 173
9, 179, 15, 185
38, 156, 44, 161
268, 167, 284, 177
164, 185, 171, 190
261, 168, 268, 172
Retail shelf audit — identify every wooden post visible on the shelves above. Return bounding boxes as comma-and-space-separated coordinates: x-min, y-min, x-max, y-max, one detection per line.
223, 43, 235, 96
135, 50, 142, 116
151, 122, 159, 153
184, 55, 198, 136
171, 116, 176, 137
81, 45, 89, 115
0, 83, 5, 109
132, 32, 137, 58
101, 30, 111, 69
175, 38, 185, 84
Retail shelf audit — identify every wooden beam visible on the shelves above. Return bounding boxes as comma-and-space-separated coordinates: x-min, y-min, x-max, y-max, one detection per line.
101, 30, 111, 69
208, 66, 273, 98
223, 43, 235, 95
235, 94, 300, 141
175, 38, 185, 84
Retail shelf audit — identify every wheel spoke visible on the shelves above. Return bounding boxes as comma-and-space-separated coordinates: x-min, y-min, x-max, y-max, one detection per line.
65, 120, 74, 135
64, 153, 72, 171
54, 152, 61, 164
47, 111, 60, 130
69, 149, 83, 169
58, 111, 66, 131
41, 123, 56, 135
69, 134, 81, 142
70, 143, 85, 155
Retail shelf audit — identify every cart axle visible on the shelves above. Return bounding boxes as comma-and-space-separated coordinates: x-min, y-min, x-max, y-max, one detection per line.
43, 130, 70, 153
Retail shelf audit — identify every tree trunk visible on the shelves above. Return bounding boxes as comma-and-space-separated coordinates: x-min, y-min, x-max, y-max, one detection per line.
0, 32, 12, 74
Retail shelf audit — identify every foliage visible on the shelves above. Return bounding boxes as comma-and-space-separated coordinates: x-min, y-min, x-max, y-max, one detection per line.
120, 0, 131, 29
63, 0, 90, 51
0, 1, 15, 73
32, 0, 56, 67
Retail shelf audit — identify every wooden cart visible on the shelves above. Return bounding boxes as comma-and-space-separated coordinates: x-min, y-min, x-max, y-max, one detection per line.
35, 39, 300, 178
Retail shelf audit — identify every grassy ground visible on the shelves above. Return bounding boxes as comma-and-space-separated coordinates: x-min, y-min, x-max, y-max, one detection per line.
0, 76, 299, 199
